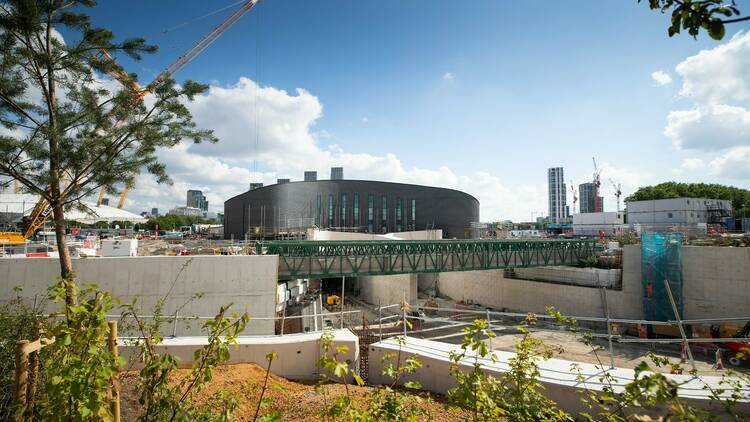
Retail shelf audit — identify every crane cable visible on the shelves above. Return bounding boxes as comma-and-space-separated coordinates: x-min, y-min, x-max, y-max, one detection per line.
160, 0, 250, 35
253, 4, 261, 180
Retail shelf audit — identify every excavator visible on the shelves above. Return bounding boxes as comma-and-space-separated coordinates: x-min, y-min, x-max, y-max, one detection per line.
0, 0, 261, 245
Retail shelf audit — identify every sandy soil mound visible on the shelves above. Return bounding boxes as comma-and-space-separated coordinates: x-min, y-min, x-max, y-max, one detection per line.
120, 362, 469, 421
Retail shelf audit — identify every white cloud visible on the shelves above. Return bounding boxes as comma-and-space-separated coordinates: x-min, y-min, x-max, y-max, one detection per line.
680, 158, 706, 171
651, 70, 672, 86
664, 104, 750, 151
124, 77, 540, 221
662, 31, 750, 160
185, 77, 323, 166
708, 146, 750, 179
361, 116, 369, 123
675, 31, 750, 104
442, 72, 454, 81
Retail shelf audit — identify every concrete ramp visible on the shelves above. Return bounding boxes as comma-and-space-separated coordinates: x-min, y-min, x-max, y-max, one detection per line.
368, 337, 750, 417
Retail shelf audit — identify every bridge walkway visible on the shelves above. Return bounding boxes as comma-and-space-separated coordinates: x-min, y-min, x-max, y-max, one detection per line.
258, 239, 597, 280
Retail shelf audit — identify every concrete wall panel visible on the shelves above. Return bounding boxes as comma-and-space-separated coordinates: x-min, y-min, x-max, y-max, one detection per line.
436, 245, 750, 321
0, 255, 279, 335
120, 329, 359, 381
354, 274, 418, 306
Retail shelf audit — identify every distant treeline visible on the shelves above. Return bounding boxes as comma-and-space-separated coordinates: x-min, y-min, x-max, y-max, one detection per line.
143, 215, 218, 231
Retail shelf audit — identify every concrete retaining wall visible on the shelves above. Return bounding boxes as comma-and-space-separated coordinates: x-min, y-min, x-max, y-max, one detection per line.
0, 255, 279, 335
120, 329, 359, 381
682, 246, 750, 318
437, 245, 750, 320
513, 266, 621, 288
353, 274, 417, 306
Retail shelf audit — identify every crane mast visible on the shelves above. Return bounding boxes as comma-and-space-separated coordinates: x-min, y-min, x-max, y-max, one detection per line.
592, 157, 602, 213
570, 180, 578, 214
609, 178, 622, 213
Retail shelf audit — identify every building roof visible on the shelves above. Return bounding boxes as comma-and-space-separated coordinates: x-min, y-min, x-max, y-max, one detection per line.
0, 193, 146, 223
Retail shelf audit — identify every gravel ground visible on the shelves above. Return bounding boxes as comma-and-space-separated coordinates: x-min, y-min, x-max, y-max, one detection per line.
120, 363, 470, 421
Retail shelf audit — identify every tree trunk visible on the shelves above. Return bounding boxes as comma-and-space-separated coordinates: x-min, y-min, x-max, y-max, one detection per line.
52, 201, 75, 306
43, 12, 75, 307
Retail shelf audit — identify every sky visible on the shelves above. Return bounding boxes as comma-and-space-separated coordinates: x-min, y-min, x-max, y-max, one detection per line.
78, 0, 750, 221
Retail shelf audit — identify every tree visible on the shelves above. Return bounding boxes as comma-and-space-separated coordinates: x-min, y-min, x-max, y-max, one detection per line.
0, 0, 215, 303
640, 0, 749, 40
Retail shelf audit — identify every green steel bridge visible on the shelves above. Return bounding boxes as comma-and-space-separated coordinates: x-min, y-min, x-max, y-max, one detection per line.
258, 239, 598, 280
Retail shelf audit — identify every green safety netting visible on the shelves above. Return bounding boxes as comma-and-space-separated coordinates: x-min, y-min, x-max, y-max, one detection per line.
641, 232, 683, 322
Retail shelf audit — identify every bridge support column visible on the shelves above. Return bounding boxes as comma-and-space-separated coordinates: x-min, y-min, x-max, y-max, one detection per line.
353, 274, 417, 307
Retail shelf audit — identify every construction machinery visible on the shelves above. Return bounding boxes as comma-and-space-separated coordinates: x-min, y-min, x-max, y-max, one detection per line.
0, 198, 55, 245
0, 0, 261, 245
609, 178, 622, 213
326, 295, 342, 306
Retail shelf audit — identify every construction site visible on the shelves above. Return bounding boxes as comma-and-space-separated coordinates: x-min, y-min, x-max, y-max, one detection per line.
2, 0, 750, 420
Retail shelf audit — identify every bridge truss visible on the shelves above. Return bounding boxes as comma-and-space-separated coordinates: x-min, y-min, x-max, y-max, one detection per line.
258, 239, 598, 280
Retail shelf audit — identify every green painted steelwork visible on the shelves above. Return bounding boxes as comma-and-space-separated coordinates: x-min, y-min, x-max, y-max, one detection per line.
258, 239, 598, 280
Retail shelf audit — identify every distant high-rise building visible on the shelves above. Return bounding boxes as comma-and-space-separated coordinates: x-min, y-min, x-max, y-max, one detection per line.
187, 190, 209, 216
547, 167, 567, 223
249, 182, 264, 191
579, 182, 603, 213
331, 167, 343, 180
277, 178, 290, 184
304, 171, 317, 182
151, 207, 159, 217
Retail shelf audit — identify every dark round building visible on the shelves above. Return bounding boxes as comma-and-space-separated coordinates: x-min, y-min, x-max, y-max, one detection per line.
224, 178, 479, 239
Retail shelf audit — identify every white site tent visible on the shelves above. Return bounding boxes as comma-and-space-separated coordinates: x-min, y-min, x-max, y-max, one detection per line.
0, 193, 146, 225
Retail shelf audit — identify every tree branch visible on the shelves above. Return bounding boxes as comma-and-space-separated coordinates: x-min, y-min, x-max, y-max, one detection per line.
722, 15, 750, 23
0, 91, 43, 127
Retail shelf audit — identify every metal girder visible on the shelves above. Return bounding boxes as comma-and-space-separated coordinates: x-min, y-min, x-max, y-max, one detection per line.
259, 239, 598, 280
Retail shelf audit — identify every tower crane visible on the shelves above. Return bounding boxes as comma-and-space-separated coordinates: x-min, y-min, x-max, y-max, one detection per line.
101, 0, 262, 209
0, 0, 261, 245
609, 178, 622, 213
592, 157, 602, 213
570, 180, 578, 215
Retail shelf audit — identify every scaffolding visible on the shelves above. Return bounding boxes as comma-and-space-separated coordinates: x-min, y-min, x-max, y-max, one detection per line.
641, 232, 683, 322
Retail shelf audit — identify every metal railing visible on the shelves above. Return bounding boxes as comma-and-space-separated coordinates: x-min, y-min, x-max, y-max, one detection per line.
372, 289, 750, 371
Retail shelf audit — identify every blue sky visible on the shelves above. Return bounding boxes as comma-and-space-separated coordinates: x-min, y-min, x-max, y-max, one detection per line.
81, 1, 750, 220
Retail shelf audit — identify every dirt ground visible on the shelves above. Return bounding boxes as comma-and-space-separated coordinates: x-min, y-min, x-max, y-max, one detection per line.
120, 363, 470, 421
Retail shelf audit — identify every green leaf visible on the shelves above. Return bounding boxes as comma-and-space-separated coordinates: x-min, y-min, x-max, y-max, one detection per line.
404, 381, 422, 389
353, 373, 364, 386
707, 20, 726, 40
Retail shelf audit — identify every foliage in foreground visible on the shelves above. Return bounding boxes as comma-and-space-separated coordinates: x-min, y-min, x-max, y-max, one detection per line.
0, 288, 45, 421
548, 306, 750, 421
4, 280, 750, 421
640, 0, 748, 40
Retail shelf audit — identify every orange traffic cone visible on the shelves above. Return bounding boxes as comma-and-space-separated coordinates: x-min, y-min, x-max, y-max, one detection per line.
715, 348, 725, 370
